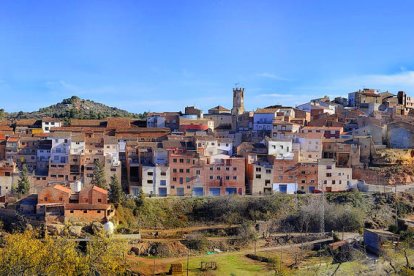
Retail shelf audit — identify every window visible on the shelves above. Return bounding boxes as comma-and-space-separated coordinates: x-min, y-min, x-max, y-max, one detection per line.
327, 165, 332, 170
233, 167, 237, 171
186, 169, 190, 173
226, 167, 230, 171
179, 177, 183, 184
326, 173, 332, 177
256, 174, 261, 179
332, 180, 336, 184
59, 197, 63, 201
173, 177, 177, 182
186, 177, 190, 183
233, 176, 237, 180
161, 172, 166, 176
97, 210, 101, 214
98, 198, 102, 203
44, 197, 48, 202
179, 159, 184, 163
196, 170, 200, 175
210, 176, 213, 180
147, 172, 153, 176
70, 210, 74, 213
210, 167, 213, 171
186, 159, 190, 163
266, 169, 271, 174
83, 210, 87, 214
324, 180, 327, 184
265, 180, 270, 185
217, 176, 220, 180
217, 167, 220, 171
173, 169, 177, 173
256, 167, 261, 172
301, 180, 306, 184
173, 158, 177, 163
147, 180, 153, 184
179, 169, 184, 173
226, 176, 230, 180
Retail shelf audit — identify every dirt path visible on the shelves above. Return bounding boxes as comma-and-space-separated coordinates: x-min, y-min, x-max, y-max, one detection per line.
140, 224, 239, 234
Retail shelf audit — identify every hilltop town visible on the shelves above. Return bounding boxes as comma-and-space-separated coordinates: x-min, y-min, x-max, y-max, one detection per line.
0, 88, 414, 274
0, 88, 414, 221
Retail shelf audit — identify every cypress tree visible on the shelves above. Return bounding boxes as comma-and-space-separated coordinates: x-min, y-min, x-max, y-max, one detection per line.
17, 164, 30, 195
91, 160, 107, 189
109, 174, 124, 205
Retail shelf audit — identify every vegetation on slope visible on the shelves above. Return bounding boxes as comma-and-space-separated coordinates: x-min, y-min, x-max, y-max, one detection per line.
6, 95, 147, 120
114, 192, 414, 233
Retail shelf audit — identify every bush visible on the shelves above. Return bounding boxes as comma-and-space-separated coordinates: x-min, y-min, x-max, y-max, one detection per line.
183, 234, 209, 252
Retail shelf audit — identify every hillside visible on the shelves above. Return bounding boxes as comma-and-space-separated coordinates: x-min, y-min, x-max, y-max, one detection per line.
6, 96, 146, 120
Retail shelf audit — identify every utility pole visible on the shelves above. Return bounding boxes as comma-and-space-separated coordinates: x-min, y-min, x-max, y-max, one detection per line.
320, 181, 325, 235
395, 183, 398, 230
187, 250, 190, 276
254, 238, 257, 255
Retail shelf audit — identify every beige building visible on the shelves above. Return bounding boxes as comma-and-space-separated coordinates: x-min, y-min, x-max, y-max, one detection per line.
317, 159, 353, 192
248, 162, 273, 195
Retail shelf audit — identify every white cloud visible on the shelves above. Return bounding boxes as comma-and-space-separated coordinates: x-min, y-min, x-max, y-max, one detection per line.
256, 72, 289, 81
358, 71, 414, 89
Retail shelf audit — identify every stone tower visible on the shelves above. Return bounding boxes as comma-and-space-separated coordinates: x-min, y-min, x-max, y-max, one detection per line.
231, 87, 245, 116
231, 87, 245, 131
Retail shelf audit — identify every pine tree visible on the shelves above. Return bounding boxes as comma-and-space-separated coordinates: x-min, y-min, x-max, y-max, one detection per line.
91, 160, 107, 189
109, 174, 124, 205
16, 164, 30, 195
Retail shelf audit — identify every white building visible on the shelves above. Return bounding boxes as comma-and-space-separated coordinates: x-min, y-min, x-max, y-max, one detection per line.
147, 115, 166, 128
295, 133, 323, 162
41, 118, 62, 133
70, 137, 85, 156
272, 183, 297, 194
266, 138, 294, 159
50, 136, 70, 164
141, 165, 170, 197
153, 148, 168, 165
296, 99, 336, 114
253, 110, 276, 132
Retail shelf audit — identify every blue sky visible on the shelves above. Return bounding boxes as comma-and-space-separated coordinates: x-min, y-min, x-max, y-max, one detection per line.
1, 0, 414, 113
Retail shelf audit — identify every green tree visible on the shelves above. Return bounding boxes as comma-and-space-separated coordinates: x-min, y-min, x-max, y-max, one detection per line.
16, 164, 30, 195
109, 174, 124, 206
0, 230, 128, 275
91, 160, 107, 189
134, 189, 146, 209
86, 232, 129, 274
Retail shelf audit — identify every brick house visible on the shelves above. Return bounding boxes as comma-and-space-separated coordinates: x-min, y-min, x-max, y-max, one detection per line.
201, 155, 245, 196
37, 184, 113, 223
168, 150, 203, 196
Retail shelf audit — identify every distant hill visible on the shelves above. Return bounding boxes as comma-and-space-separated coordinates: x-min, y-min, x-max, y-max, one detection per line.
6, 96, 146, 120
